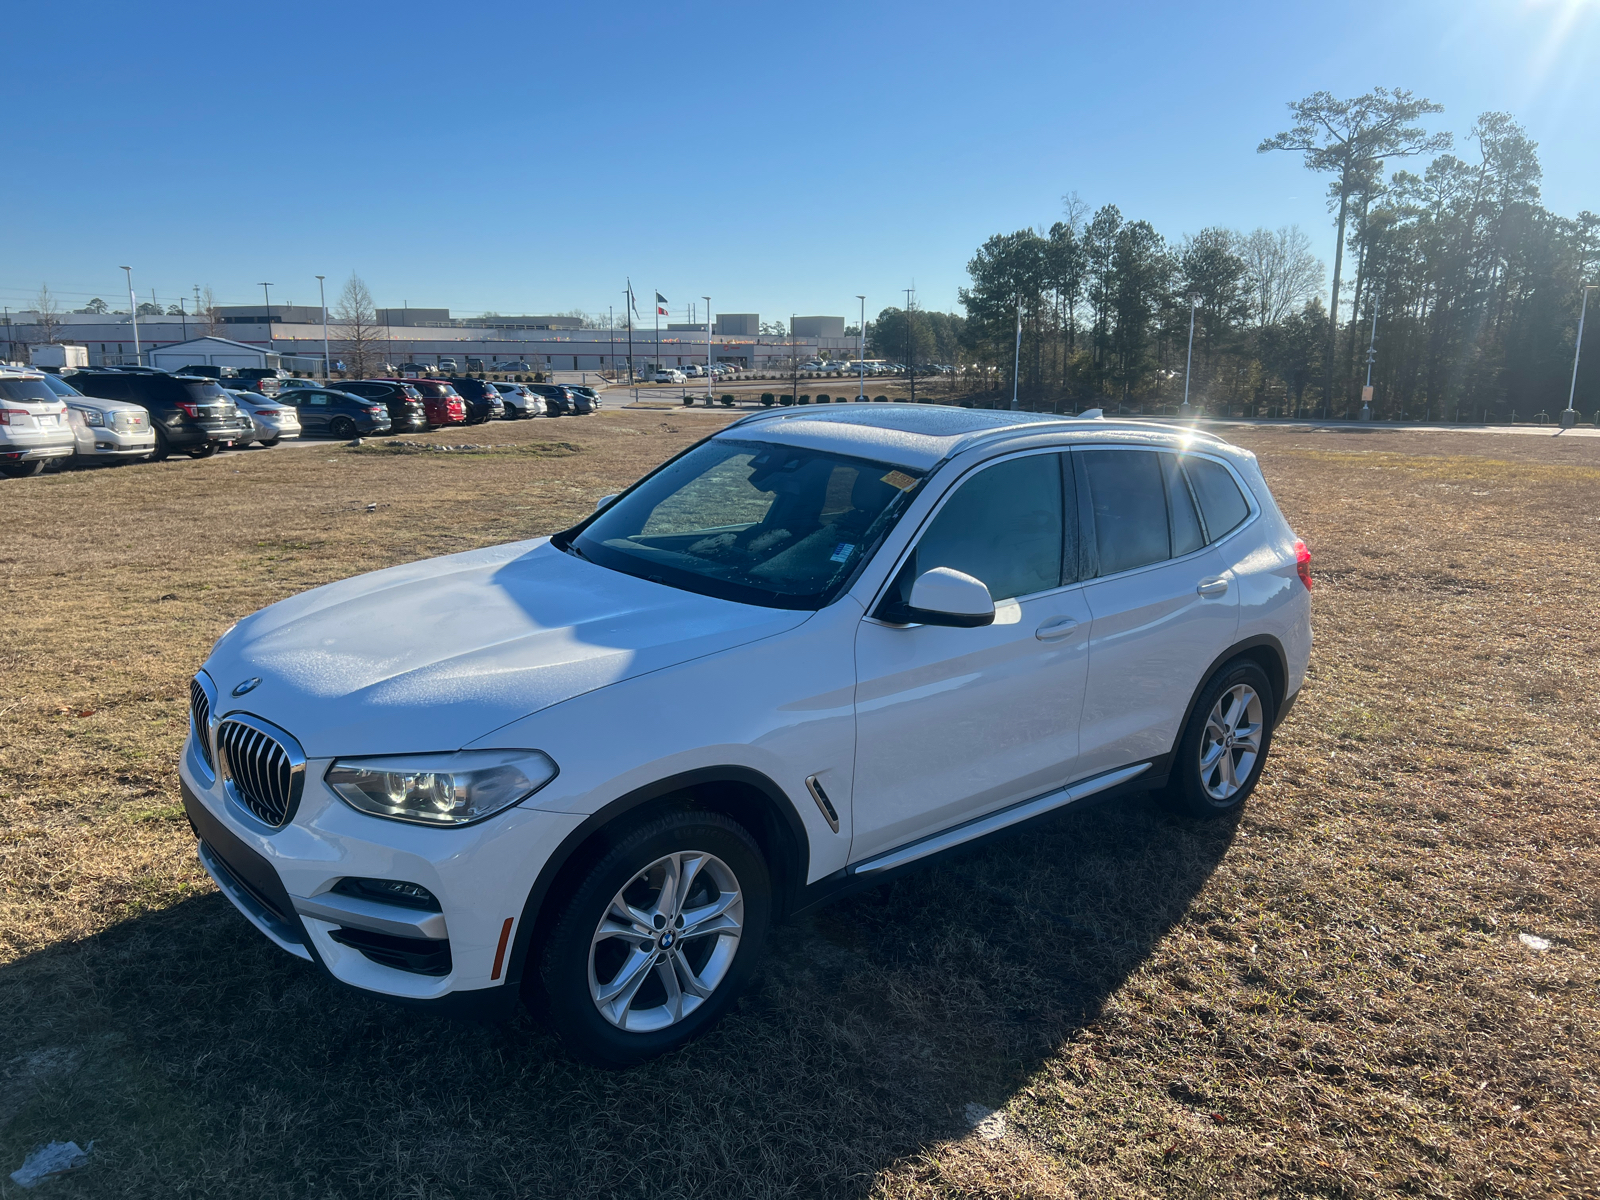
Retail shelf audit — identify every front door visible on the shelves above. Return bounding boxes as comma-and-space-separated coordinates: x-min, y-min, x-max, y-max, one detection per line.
851, 450, 1090, 861
1072, 447, 1241, 778
298, 392, 329, 434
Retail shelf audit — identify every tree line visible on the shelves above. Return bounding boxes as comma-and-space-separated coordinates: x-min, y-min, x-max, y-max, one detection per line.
956, 90, 1599, 420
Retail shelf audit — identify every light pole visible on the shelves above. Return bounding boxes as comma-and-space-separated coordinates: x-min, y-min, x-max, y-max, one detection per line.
904, 287, 916, 404
316, 275, 329, 379
856, 295, 866, 400
704, 295, 713, 404
120, 266, 142, 366
1010, 299, 1023, 410
1181, 291, 1200, 417
258, 283, 274, 358
1360, 286, 1381, 422
1564, 284, 1595, 430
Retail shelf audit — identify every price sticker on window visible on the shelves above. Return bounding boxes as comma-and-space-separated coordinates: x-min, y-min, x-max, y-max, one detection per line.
830, 543, 855, 563
880, 470, 917, 491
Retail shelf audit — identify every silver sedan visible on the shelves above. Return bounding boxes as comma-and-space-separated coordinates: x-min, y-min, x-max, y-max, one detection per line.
230, 391, 302, 447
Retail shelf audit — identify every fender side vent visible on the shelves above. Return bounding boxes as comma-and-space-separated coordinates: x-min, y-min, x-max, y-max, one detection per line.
805, 775, 840, 833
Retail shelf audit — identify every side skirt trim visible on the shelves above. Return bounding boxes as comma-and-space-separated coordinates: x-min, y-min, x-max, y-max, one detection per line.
848, 762, 1151, 878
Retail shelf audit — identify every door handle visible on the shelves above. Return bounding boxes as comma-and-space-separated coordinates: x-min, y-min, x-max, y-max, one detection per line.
1197, 576, 1229, 598
1034, 616, 1079, 641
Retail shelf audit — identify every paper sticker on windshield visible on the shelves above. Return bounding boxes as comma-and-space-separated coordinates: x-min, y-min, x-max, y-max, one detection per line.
880, 470, 917, 491
830, 543, 855, 563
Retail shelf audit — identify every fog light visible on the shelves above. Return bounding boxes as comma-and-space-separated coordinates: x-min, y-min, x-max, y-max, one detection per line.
331, 877, 441, 911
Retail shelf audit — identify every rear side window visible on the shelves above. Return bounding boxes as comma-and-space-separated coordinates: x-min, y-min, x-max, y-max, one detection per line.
1183, 456, 1251, 541
904, 453, 1065, 602
1079, 449, 1168, 576
1162, 454, 1205, 557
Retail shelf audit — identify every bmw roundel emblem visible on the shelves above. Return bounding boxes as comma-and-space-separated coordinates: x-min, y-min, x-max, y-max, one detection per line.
231, 677, 262, 697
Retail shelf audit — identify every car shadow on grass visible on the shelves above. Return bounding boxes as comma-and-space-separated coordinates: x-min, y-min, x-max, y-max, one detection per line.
0, 792, 1232, 1198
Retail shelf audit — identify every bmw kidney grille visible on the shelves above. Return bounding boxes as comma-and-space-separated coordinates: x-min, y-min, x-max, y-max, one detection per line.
215, 714, 306, 828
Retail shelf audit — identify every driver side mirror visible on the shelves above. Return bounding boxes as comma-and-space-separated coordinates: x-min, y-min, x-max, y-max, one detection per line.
881, 567, 995, 628
595, 493, 619, 512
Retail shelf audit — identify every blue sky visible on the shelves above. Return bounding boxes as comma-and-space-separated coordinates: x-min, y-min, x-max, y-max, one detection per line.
5, 0, 1596, 324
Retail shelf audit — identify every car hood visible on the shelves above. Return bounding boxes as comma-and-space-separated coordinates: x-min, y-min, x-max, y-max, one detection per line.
202, 539, 810, 757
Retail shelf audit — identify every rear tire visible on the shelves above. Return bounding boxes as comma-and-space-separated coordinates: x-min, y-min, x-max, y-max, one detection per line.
1165, 659, 1275, 818
330, 417, 356, 439
151, 430, 172, 462
260, 437, 280, 448
538, 807, 771, 1067
187, 441, 221, 459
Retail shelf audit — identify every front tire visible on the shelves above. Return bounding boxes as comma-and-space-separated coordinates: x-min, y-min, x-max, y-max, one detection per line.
1166, 659, 1275, 818
330, 416, 356, 439
539, 808, 770, 1066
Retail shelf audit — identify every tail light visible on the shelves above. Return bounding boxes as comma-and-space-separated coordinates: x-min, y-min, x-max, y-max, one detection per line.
1294, 539, 1313, 590
257, 409, 281, 417
176, 402, 200, 418
0, 409, 24, 425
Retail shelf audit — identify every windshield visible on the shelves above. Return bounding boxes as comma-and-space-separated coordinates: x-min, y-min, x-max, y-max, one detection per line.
40, 374, 84, 398
569, 437, 924, 610
0, 378, 64, 405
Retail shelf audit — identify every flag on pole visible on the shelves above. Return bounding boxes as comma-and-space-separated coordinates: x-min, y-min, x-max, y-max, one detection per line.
656, 292, 668, 316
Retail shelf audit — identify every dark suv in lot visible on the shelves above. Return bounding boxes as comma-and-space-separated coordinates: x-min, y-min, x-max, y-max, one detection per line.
65, 369, 254, 459
290, 389, 392, 438
334, 380, 430, 433
447, 377, 505, 424
527, 382, 578, 415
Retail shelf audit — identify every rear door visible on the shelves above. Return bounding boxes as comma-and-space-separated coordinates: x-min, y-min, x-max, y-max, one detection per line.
1073, 447, 1241, 778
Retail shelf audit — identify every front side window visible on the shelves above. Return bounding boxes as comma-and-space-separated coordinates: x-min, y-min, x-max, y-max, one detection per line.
41, 375, 83, 398
569, 438, 923, 610
892, 452, 1066, 604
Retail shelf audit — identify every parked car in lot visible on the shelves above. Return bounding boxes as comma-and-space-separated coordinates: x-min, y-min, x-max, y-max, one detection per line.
399, 379, 468, 428
653, 369, 686, 384
498, 361, 533, 373
568, 385, 602, 410
437, 358, 459, 373
491, 382, 546, 418
179, 405, 1311, 1065
232, 367, 290, 392
334, 380, 430, 433
523, 383, 567, 415
448, 377, 505, 424
398, 363, 430, 377
36, 370, 156, 464
176, 365, 235, 380
66, 368, 254, 459
280, 378, 323, 391
229, 391, 302, 447
0, 368, 76, 476
291, 389, 392, 438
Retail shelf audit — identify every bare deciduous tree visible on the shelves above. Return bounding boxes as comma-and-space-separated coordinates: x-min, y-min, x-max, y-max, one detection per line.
35, 284, 62, 344
1239, 226, 1325, 326
333, 274, 386, 378
199, 286, 221, 337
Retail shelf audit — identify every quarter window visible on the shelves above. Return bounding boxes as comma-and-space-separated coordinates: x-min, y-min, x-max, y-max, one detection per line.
1182, 456, 1251, 541
903, 453, 1065, 602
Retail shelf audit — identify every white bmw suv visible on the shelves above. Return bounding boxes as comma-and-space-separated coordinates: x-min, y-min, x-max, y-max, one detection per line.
181, 406, 1311, 1064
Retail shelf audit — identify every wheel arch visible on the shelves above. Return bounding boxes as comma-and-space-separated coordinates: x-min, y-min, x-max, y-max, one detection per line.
501, 766, 811, 997
1171, 634, 1290, 758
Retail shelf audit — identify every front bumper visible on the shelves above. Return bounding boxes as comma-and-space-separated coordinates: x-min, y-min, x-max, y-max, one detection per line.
179, 727, 582, 1004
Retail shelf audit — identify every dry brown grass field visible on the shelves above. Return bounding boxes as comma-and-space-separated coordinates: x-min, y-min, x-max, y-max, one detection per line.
2, 410, 1597, 1198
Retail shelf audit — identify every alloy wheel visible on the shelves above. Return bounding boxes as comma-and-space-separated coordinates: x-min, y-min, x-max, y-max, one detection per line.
1198, 684, 1263, 801
588, 850, 743, 1033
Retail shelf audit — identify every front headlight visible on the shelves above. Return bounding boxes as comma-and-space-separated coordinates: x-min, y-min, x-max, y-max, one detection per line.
79, 408, 105, 427
326, 749, 558, 827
